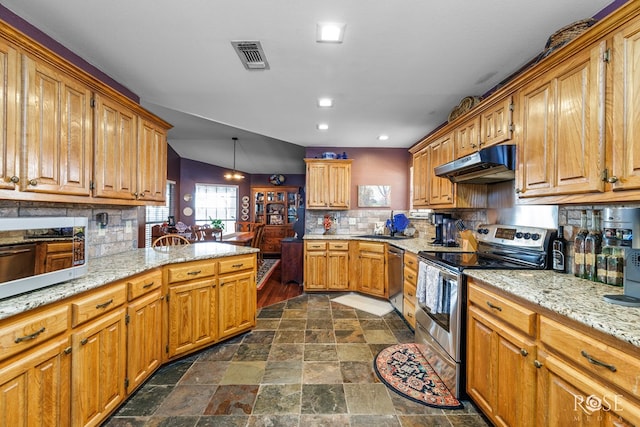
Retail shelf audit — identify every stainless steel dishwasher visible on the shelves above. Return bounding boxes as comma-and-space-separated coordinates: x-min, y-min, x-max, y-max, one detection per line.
387, 245, 404, 313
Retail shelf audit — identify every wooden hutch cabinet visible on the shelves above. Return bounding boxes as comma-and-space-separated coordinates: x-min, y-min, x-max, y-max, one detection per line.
252, 186, 300, 254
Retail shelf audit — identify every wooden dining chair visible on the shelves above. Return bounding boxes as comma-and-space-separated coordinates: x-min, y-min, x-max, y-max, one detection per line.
190, 225, 204, 241
236, 221, 254, 232
201, 224, 216, 241
251, 224, 266, 265
152, 234, 191, 247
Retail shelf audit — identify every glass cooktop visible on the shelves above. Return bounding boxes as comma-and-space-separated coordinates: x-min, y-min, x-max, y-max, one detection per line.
418, 251, 545, 271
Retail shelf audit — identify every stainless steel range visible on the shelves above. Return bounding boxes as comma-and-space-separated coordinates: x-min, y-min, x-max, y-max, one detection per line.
415, 224, 556, 398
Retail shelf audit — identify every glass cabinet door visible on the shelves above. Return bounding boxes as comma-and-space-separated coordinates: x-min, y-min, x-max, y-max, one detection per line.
254, 191, 265, 223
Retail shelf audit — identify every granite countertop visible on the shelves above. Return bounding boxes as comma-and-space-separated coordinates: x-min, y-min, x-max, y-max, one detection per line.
0, 243, 259, 321
303, 234, 467, 254
466, 270, 640, 349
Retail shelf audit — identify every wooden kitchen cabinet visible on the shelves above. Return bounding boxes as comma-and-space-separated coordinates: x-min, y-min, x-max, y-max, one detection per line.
0, 336, 71, 427
353, 241, 387, 298
411, 147, 429, 207
517, 41, 605, 199
218, 254, 256, 339
0, 38, 19, 192
137, 118, 167, 202
304, 240, 349, 291
305, 159, 352, 210
402, 252, 418, 329
480, 95, 513, 149
428, 133, 455, 206
125, 270, 163, 393
454, 116, 481, 158
23, 53, 93, 197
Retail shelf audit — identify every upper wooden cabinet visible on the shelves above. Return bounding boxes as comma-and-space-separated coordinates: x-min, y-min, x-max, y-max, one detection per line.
305, 159, 352, 210
479, 96, 513, 150
411, 147, 429, 207
454, 116, 480, 159
428, 133, 455, 206
23, 53, 93, 197
0, 21, 170, 206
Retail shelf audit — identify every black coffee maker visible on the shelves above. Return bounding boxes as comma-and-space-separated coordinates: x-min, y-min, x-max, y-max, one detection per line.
431, 213, 450, 246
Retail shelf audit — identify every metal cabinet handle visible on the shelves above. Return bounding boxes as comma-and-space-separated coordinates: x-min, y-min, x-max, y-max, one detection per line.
95, 299, 113, 309
28, 179, 37, 186
232, 263, 244, 268
187, 270, 202, 275
15, 327, 45, 343
534, 360, 543, 368
486, 301, 502, 311
143, 282, 155, 288
9, 176, 19, 183
139, 192, 146, 198
607, 176, 619, 183
520, 348, 528, 357
581, 350, 617, 372
80, 338, 89, 345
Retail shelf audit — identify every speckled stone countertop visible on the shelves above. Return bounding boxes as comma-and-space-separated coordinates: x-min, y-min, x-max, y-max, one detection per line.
0, 243, 259, 321
303, 234, 466, 254
466, 270, 640, 349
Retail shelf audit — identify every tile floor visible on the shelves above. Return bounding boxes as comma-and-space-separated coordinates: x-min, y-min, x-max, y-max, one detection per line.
104, 293, 490, 427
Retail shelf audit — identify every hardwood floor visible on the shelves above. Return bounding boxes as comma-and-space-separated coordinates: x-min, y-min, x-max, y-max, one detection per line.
257, 261, 303, 308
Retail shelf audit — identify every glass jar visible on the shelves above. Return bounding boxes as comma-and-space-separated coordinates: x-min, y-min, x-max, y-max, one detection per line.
584, 210, 603, 281
573, 210, 588, 278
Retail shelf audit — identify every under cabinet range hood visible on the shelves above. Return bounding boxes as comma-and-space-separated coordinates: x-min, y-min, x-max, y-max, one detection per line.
434, 144, 516, 184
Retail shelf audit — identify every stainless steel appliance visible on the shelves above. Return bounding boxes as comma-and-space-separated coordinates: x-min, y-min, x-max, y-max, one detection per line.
0, 217, 88, 300
387, 245, 404, 313
415, 223, 555, 398
434, 144, 516, 184
603, 207, 640, 307
602, 207, 638, 247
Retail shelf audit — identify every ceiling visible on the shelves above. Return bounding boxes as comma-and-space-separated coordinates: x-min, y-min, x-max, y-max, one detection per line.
2, 0, 615, 175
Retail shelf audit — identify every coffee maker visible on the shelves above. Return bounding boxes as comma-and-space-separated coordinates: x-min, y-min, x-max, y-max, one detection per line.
431, 213, 458, 247
603, 207, 640, 307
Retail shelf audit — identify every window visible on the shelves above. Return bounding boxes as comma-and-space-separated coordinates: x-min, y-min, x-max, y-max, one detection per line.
194, 184, 238, 233
145, 181, 176, 247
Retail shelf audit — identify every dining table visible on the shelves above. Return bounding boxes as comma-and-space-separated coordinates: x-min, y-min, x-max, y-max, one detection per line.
220, 232, 255, 246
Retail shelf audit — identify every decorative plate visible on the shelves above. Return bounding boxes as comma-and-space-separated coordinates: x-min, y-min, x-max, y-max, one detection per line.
241, 208, 249, 215
241, 214, 249, 221
242, 195, 250, 203
269, 174, 286, 185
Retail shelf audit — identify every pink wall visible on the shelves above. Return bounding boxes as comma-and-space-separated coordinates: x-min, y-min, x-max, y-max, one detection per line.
305, 147, 412, 210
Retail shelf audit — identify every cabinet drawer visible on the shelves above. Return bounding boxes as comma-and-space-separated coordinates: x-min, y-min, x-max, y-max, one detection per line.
403, 264, 417, 287
306, 241, 327, 251
126, 269, 162, 301
166, 260, 216, 284
403, 297, 416, 328
0, 304, 69, 361
328, 241, 349, 251
404, 252, 418, 271
468, 283, 536, 336
219, 255, 255, 274
404, 280, 417, 301
71, 283, 126, 327
358, 242, 384, 253
540, 315, 640, 399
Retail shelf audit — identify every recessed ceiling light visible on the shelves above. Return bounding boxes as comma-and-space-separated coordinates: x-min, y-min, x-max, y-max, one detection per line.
317, 123, 329, 130
378, 134, 389, 141
316, 23, 346, 43
318, 98, 333, 108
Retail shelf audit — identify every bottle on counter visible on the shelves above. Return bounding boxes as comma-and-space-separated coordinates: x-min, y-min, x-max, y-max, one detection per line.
573, 210, 588, 278
607, 247, 625, 286
584, 210, 603, 282
552, 226, 567, 273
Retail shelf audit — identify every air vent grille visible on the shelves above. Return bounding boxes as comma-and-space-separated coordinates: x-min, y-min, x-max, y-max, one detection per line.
231, 41, 270, 70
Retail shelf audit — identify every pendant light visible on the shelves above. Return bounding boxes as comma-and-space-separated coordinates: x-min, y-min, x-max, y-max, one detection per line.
224, 137, 245, 180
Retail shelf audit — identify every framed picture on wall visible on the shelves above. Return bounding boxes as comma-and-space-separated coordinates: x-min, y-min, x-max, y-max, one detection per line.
358, 185, 391, 207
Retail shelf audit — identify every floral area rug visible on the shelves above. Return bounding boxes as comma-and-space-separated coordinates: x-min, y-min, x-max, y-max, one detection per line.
374, 343, 463, 409
256, 258, 280, 290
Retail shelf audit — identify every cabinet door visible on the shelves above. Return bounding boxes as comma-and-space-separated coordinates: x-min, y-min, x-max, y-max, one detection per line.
137, 119, 167, 202
93, 94, 137, 200
328, 163, 350, 209
0, 336, 70, 427
428, 134, 454, 206
454, 116, 480, 158
71, 308, 126, 427
23, 55, 92, 196
467, 305, 537, 427
218, 270, 256, 339
536, 350, 640, 427
612, 17, 640, 191
518, 42, 605, 197
327, 249, 349, 290
0, 39, 19, 191
412, 148, 429, 207
480, 96, 513, 149
306, 162, 329, 208
356, 243, 386, 297
167, 278, 217, 358
126, 290, 162, 393
304, 248, 327, 290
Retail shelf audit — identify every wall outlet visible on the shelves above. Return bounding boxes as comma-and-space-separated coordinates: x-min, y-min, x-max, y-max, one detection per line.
125, 220, 132, 233
317, 218, 323, 225
349, 218, 356, 225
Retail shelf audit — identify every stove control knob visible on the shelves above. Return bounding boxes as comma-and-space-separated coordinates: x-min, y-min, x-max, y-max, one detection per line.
477, 228, 489, 234
531, 233, 541, 241
515, 232, 524, 239
523, 232, 532, 240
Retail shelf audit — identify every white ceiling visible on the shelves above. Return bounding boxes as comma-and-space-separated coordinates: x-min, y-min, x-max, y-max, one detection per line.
2, 0, 615, 174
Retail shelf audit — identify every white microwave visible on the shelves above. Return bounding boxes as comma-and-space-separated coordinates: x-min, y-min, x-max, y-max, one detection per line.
0, 217, 88, 300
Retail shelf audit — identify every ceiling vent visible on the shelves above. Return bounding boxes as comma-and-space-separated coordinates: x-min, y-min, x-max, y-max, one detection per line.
231, 41, 270, 70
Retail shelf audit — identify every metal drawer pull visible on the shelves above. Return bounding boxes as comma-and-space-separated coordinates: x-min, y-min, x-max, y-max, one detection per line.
96, 299, 113, 309
407, 275, 414, 280
232, 263, 244, 268
80, 338, 89, 345
581, 350, 617, 372
187, 270, 202, 275
486, 301, 502, 311
15, 327, 45, 343
534, 360, 543, 368
520, 348, 528, 357
143, 282, 155, 288
408, 292, 414, 297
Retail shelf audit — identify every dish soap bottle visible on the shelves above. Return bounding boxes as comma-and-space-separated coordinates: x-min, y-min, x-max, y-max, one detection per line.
584, 210, 603, 281
573, 210, 588, 278
552, 226, 567, 273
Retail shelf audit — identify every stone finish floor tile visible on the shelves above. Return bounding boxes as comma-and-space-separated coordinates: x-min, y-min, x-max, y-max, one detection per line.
104, 292, 489, 427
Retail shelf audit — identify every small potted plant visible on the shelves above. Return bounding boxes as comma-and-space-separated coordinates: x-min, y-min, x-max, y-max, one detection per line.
208, 217, 225, 232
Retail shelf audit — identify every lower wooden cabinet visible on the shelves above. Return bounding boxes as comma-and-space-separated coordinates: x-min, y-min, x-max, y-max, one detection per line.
304, 240, 349, 291
403, 252, 418, 328
0, 336, 71, 427
353, 241, 387, 297
219, 270, 256, 339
